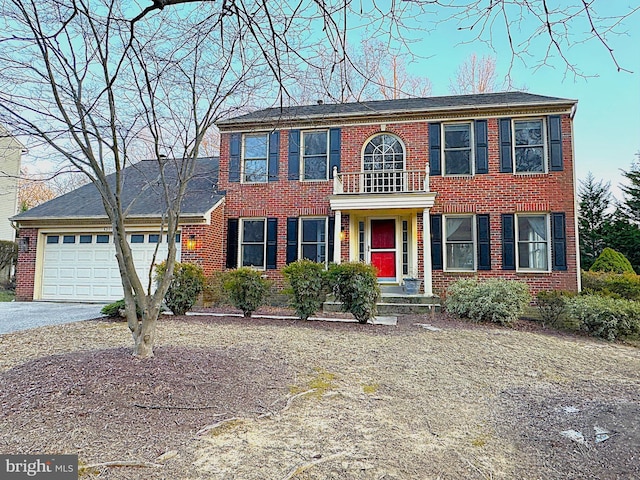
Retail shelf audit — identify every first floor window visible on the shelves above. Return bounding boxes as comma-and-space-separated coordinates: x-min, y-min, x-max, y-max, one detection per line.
241, 219, 266, 268
243, 133, 268, 183
302, 131, 328, 180
301, 218, 326, 263
443, 123, 472, 175
517, 214, 549, 270
514, 119, 545, 173
444, 215, 475, 271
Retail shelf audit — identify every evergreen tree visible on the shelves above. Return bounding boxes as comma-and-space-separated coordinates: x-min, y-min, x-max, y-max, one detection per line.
620, 153, 640, 224
603, 208, 640, 274
578, 172, 612, 270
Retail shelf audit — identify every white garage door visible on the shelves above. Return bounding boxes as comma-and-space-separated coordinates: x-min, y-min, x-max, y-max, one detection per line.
41, 232, 181, 302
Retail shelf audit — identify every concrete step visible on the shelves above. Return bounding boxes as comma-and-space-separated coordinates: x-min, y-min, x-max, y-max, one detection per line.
323, 294, 441, 315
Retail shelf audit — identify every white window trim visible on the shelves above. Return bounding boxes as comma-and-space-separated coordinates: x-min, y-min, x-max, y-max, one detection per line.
301, 130, 330, 182
241, 133, 269, 184
443, 214, 477, 272
512, 118, 548, 174
515, 213, 551, 273
360, 133, 407, 194
442, 122, 475, 177
239, 217, 267, 270
298, 216, 329, 264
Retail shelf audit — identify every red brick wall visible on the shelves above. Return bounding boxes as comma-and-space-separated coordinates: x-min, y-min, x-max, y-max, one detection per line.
219, 113, 579, 295
15, 228, 38, 301
180, 205, 226, 276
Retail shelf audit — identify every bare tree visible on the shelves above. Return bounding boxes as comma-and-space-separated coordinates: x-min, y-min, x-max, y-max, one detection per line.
450, 53, 500, 95
0, 0, 636, 359
17, 169, 57, 211
291, 38, 432, 104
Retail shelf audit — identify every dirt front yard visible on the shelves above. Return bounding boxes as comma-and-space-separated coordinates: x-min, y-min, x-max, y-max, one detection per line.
1, 313, 639, 479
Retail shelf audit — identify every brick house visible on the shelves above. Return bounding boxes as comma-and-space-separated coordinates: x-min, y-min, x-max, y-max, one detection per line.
216, 91, 580, 296
12, 92, 580, 302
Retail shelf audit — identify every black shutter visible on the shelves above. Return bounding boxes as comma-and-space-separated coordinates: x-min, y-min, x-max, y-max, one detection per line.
552, 212, 567, 270
475, 120, 489, 174
288, 130, 300, 180
499, 118, 513, 173
286, 217, 298, 264
268, 131, 280, 181
266, 218, 278, 270
431, 214, 443, 270
429, 123, 441, 176
502, 214, 515, 270
328, 216, 335, 263
229, 134, 241, 182
226, 218, 239, 268
329, 128, 341, 179
548, 115, 563, 172
477, 214, 491, 270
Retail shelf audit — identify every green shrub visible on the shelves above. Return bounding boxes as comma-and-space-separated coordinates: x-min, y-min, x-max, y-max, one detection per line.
223, 268, 270, 317
445, 279, 531, 326
203, 271, 229, 307
282, 259, 328, 320
328, 262, 380, 324
101, 298, 143, 319
567, 295, 640, 341
156, 261, 206, 316
590, 248, 635, 274
581, 270, 640, 301
536, 290, 574, 328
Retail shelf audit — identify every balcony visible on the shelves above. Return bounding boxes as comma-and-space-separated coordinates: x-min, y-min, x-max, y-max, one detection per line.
333, 167, 429, 195
330, 166, 436, 210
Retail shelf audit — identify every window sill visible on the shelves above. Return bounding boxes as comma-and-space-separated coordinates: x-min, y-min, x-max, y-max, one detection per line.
513, 172, 547, 177
516, 269, 552, 274
443, 174, 474, 179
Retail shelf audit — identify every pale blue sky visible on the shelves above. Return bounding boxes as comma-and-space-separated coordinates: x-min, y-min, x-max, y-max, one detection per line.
390, 3, 640, 200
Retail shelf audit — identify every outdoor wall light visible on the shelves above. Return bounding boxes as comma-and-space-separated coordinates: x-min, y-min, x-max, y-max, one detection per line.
186, 234, 197, 251
339, 229, 346, 241
18, 237, 29, 253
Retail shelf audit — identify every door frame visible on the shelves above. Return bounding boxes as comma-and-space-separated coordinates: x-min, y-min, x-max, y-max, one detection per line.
365, 215, 402, 284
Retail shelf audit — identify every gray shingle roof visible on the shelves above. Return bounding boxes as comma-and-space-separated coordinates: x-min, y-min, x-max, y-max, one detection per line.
218, 91, 576, 128
13, 157, 221, 222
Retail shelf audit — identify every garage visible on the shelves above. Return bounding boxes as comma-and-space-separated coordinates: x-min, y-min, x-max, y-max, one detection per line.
41, 232, 181, 302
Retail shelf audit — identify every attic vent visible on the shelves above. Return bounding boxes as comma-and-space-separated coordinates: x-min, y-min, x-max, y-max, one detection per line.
317, 99, 324, 105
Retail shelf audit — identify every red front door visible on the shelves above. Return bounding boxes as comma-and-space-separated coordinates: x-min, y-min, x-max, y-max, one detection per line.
370, 219, 396, 280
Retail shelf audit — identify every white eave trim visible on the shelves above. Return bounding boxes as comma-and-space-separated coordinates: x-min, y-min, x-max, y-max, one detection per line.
329, 192, 437, 210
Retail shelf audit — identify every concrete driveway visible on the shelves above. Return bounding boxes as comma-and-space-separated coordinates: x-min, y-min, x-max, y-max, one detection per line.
0, 302, 107, 334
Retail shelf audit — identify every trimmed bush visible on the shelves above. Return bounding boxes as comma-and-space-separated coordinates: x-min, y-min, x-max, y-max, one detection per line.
156, 261, 206, 316
282, 259, 328, 320
581, 270, 640, 301
590, 248, 635, 274
223, 268, 270, 317
445, 279, 531, 326
328, 262, 380, 324
536, 290, 574, 328
567, 295, 640, 341
203, 271, 228, 307
101, 298, 142, 319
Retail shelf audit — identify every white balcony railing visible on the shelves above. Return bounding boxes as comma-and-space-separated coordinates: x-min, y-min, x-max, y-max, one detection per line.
332, 166, 429, 195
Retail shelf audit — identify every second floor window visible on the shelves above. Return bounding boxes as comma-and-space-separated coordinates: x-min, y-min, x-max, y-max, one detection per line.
443, 123, 472, 175
363, 134, 405, 192
243, 134, 268, 183
514, 119, 545, 173
302, 131, 328, 180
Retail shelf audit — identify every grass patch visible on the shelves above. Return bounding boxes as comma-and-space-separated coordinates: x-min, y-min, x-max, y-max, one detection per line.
0, 290, 15, 302
290, 368, 337, 398
362, 383, 379, 394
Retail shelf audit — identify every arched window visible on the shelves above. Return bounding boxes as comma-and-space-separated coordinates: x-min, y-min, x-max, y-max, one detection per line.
362, 134, 405, 192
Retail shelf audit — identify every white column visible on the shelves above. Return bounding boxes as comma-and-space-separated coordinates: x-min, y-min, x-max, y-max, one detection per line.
334, 210, 342, 264
423, 208, 433, 296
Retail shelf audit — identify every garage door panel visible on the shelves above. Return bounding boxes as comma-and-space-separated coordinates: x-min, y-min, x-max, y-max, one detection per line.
42, 231, 180, 302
